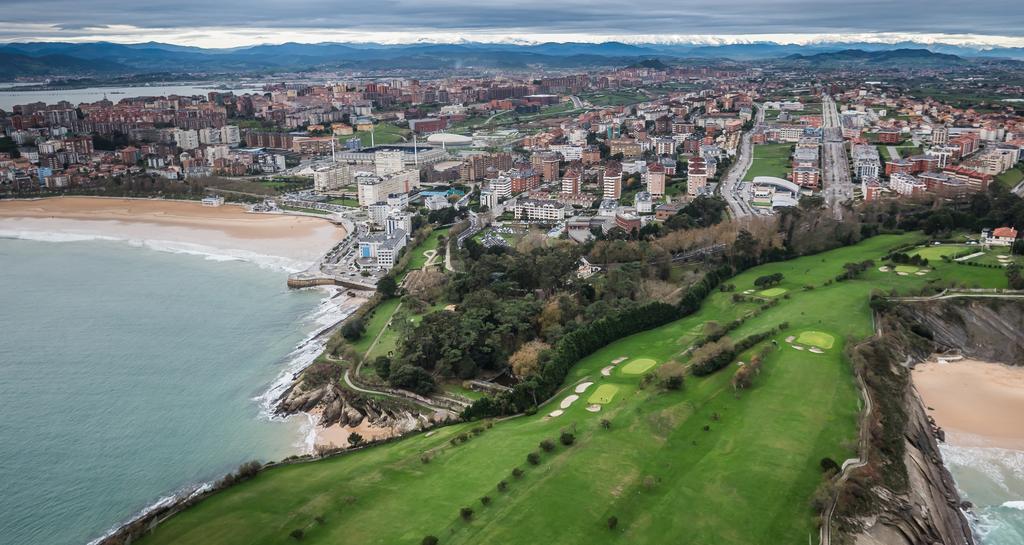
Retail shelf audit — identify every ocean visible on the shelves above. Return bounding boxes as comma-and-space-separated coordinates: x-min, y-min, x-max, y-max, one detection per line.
943, 443, 1024, 544
0, 236, 347, 545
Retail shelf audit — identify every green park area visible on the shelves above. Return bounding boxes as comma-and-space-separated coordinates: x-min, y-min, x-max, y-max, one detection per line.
137, 234, 1009, 545
996, 166, 1024, 189
407, 227, 451, 271
581, 90, 649, 107
743, 144, 791, 181
910, 243, 1022, 268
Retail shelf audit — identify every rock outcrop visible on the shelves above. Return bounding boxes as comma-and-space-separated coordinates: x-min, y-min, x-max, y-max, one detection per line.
899, 297, 1024, 365
276, 379, 438, 434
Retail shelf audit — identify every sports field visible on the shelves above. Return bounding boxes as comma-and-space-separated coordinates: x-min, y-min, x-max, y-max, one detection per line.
795, 331, 835, 350
587, 384, 620, 404
620, 358, 657, 375
743, 144, 792, 181
137, 234, 1009, 545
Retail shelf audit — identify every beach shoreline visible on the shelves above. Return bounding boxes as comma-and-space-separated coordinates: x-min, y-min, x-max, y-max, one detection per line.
913, 358, 1024, 452
0, 196, 346, 271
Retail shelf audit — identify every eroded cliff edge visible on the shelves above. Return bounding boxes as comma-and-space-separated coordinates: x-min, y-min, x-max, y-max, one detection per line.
835, 295, 1023, 545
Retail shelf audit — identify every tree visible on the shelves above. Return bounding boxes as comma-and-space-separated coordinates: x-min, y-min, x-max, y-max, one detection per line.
377, 275, 399, 298
607, 516, 619, 530
387, 364, 436, 395
559, 432, 576, 446
289, 529, 304, 540
460, 507, 474, 521
509, 340, 550, 378
539, 439, 556, 452
348, 433, 364, 447
820, 457, 841, 474
374, 356, 392, 379
527, 452, 541, 465
421, 537, 439, 545
341, 317, 366, 341
656, 362, 686, 390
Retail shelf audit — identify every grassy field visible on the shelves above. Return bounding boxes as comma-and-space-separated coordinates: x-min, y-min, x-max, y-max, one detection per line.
758, 288, 787, 297
137, 234, 1009, 545
910, 243, 1022, 267
996, 166, 1024, 189
327, 197, 359, 208
795, 331, 835, 350
743, 144, 792, 181
581, 90, 650, 107
619, 358, 657, 375
407, 227, 451, 270
344, 122, 409, 147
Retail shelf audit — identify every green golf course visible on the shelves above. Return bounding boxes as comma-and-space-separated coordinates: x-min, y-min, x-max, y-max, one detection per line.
136, 234, 1008, 545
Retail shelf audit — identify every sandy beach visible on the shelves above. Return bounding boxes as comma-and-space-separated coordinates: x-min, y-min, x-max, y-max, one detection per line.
309, 407, 396, 449
913, 358, 1024, 451
0, 197, 345, 271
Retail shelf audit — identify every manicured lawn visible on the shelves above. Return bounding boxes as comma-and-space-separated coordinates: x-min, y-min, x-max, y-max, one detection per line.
795, 331, 835, 350
758, 287, 787, 297
407, 227, 450, 270
996, 166, 1024, 189
137, 233, 1009, 545
587, 384, 620, 404
894, 265, 920, 274
581, 90, 649, 106
327, 197, 359, 207
619, 358, 657, 375
743, 144, 792, 181
348, 298, 402, 358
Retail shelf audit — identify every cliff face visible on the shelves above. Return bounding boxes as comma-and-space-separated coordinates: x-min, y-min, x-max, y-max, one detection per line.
853, 390, 974, 545
276, 380, 438, 436
899, 297, 1024, 365
846, 297, 1024, 545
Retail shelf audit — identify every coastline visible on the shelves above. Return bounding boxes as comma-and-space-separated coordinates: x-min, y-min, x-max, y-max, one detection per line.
0, 196, 346, 272
913, 358, 1024, 543
1, 195, 375, 543
913, 358, 1024, 452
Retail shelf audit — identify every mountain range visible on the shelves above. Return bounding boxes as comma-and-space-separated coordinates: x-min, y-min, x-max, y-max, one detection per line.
0, 40, 1021, 79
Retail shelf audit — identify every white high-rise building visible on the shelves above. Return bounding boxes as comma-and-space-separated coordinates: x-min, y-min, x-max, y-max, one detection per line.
174, 129, 199, 150
374, 150, 405, 176
313, 163, 353, 193
220, 125, 241, 147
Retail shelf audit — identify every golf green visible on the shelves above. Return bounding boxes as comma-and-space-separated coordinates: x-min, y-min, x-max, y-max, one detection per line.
894, 265, 919, 274
795, 331, 835, 350
620, 358, 657, 375
759, 287, 788, 297
587, 384, 619, 404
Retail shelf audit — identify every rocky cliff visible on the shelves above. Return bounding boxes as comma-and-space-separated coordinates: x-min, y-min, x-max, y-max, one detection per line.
898, 296, 1024, 365
276, 379, 439, 437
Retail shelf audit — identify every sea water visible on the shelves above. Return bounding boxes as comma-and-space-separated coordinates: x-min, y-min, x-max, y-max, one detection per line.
0, 236, 344, 545
942, 443, 1024, 544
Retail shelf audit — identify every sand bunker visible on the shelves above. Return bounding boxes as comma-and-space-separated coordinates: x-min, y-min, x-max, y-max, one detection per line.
792, 345, 805, 351
586, 404, 601, 413
878, 266, 890, 272
809, 347, 825, 354
897, 271, 909, 276
560, 394, 579, 409
547, 409, 564, 418
601, 366, 614, 376
915, 271, 928, 276
611, 357, 628, 364
575, 382, 594, 394
785, 335, 796, 343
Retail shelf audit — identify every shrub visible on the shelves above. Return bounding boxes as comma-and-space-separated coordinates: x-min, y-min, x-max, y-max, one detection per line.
460, 507, 474, 520
527, 452, 541, 465
559, 432, 576, 446
480, 496, 491, 506
420, 454, 431, 464
600, 418, 611, 429
820, 457, 841, 474
607, 516, 618, 530
422, 536, 439, 545
289, 529, 304, 540
539, 439, 556, 452
511, 468, 524, 479
340, 317, 365, 341
347, 433, 364, 447
497, 480, 509, 492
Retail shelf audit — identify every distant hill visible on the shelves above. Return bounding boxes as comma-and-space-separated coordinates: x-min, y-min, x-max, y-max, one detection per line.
0, 41, 1016, 79
782, 48, 963, 66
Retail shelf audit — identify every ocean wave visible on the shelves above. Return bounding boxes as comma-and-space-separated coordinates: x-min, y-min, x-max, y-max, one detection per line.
0, 227, 309, 272
941, 444, 1024, 495
85, 481, 213, 545
252, 286, 362, 453
1003, 500, 1024, 510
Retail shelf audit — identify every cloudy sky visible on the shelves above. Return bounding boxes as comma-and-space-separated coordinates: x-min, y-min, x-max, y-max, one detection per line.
1, 0, 1022, 48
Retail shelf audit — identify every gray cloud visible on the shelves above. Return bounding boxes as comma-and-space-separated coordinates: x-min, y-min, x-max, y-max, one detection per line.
0, 0, 1021, 43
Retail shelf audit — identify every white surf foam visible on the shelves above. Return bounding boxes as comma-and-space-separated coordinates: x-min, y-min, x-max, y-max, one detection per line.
85, 481, 214, 545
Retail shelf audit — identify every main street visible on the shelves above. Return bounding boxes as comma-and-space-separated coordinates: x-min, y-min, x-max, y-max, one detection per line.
821, 95, 854, 216
719, 103, 763, 218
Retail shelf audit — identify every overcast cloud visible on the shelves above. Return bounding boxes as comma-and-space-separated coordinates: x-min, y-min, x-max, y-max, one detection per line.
0, 0, 1021, 47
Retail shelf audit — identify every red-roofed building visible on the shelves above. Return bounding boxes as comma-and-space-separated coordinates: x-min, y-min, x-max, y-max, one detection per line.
983, 227, 1018, 246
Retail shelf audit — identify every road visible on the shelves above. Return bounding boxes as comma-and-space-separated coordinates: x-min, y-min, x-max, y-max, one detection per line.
719, 103, 763, 218
821, 95, 853, 217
